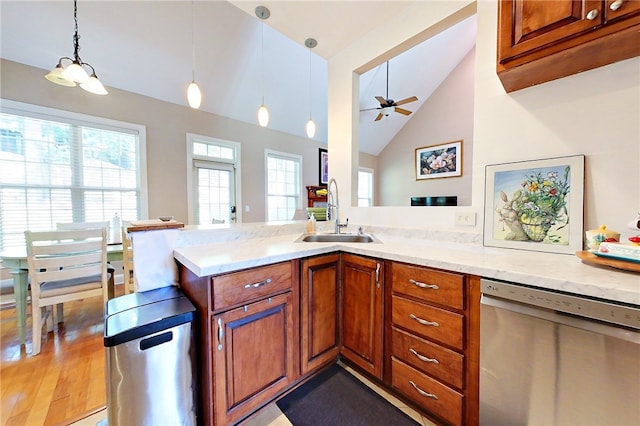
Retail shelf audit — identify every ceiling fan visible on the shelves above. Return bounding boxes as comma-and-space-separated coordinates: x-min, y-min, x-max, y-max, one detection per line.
361, 61, 418, 122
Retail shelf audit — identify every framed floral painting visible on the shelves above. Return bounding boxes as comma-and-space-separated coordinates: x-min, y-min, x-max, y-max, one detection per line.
483, 155, 585, 254
415, 140, 462, 180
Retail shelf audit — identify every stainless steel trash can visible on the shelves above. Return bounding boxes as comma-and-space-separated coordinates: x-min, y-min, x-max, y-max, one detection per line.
104, 286, 196, 426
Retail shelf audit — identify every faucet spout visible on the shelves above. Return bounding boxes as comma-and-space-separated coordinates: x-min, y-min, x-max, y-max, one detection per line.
327, 178, 348, 234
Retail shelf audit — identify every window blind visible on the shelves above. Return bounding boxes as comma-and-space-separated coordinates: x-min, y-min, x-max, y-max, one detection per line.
0, 104, 143, 251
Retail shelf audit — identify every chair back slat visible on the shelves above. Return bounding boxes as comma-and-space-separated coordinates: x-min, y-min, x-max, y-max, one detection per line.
35, 263, 103, 283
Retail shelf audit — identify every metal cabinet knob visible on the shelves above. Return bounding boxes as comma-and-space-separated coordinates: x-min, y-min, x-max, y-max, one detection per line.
586, 9, 599, 20
610, 0, 624, 11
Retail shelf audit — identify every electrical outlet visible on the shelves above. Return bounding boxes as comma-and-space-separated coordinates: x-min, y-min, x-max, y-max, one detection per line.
454, 211, 476, 226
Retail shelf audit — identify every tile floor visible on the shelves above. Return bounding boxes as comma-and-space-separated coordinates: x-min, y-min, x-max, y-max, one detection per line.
71, 364, 438, 426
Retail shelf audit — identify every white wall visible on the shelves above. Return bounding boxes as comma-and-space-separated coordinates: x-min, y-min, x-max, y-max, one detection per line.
329, 1, 639, 240
0, 59, 327, 224
377, 47, 475, 206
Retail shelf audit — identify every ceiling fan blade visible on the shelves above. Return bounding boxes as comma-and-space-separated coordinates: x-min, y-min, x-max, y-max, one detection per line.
394, 107, 412, 116
393, 96, 418, 106
374, 113, 384, 121
360, 107, 380, 112
375, 96, 387, 105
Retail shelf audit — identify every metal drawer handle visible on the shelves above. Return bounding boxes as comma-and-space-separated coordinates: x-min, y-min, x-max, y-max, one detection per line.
244, 278, 272, 289
610, 0, 623, 11
409, 313, 439, 327
409, 380, 438, 400
409, 347, 440, 364
409, 279, 439, 290
217, 318, 224, 351
586, 8, 599, 20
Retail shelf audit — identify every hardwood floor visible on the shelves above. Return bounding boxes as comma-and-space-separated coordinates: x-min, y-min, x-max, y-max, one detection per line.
1, 285, 123, 426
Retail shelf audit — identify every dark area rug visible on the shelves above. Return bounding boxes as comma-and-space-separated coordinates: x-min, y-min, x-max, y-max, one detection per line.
276, 364, 420, 426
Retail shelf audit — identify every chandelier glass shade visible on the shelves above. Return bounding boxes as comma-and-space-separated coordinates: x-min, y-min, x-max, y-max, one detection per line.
44, 0, 107, 95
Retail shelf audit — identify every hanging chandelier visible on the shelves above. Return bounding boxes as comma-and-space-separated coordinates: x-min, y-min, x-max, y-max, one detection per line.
45, 0, 107, 95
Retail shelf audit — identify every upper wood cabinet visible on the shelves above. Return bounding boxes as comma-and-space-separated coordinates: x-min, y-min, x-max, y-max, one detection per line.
497, 0, 640, 92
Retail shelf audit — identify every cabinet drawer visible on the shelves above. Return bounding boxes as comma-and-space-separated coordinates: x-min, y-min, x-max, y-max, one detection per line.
212, 261, 292, 311
392, 327, 464, 390
392, 357, 463, 426
392, 263, 464, 310
392, 295, 464, 350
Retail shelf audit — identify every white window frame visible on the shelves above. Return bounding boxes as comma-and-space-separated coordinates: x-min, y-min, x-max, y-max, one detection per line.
186, 133, 242, 224
0, 99, 148, 249
264, 149, 302, 222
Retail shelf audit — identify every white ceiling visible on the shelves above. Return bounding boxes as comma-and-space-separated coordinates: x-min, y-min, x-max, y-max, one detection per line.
0, 1, 476, 155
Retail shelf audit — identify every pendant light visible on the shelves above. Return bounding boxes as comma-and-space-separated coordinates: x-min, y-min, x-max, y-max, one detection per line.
304, 38, 317, 139
45, 0, 107, 95
187, 0, 202, 109
256, 6, 270, 127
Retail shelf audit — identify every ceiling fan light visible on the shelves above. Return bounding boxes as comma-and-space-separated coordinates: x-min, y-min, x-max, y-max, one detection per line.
306, 119, 316, 138
79, 74, 108, 95
45, 64, 76, 87
187, 81, 202, 109
258, 104, 269, 127
381, 106, 395, 116
62, 62, 90, 83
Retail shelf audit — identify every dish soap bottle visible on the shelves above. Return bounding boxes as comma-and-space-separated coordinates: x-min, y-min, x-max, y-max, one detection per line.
307, 213, 316, 234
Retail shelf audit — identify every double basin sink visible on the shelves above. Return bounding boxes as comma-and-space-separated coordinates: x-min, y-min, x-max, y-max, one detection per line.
296, 233, 379, 243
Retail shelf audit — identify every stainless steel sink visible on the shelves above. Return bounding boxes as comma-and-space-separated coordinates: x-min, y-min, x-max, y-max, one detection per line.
296, 233, 378, 243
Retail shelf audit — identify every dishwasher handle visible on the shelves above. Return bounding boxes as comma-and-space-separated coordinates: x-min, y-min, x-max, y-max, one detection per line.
481, 294, 640, 345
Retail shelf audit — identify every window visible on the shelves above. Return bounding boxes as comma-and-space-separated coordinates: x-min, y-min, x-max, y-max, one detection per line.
0, 100, 147, 251
265, 150, 301, 221
186, 134, 240, 225
358, 167, 374, 207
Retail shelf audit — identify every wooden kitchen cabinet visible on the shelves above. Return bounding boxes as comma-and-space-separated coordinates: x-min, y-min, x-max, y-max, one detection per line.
301, 254, 341, 375
340, 253, 384, 379
213, 292, 296, 425
387, 262, 480, 426
179, 260, 299, 426
497, 0, 640, 92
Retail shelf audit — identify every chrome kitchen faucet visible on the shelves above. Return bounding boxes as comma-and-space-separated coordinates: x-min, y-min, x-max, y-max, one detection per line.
327, 178, 348, 234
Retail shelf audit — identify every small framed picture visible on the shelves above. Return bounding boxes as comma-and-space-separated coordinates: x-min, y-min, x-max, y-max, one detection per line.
415, 140, 462, 180
483, 155, 585, 254
319, 148, 328, 185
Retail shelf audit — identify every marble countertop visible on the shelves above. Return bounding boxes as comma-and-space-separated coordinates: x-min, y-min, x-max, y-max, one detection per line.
173, 225, 640, 306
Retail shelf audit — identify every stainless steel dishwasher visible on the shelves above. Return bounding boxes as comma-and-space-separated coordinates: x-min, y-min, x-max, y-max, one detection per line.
480, 278, 640, 426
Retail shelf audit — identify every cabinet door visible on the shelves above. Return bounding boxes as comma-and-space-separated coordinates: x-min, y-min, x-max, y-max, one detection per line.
498, 0, 603, 64
340, 253, 384, 379
301, 254, 340, 375
212, 292, 295, 425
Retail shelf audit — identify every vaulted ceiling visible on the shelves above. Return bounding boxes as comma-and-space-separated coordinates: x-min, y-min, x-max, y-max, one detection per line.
0, 1, 476, 155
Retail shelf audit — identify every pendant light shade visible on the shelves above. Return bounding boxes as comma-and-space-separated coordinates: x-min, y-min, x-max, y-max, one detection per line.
45, 0, 107, 95
258, 102, 270, 127
187, 81, 202, 109
305, 38, 317, 139
305, 119, 316, 138
187, 0, 202, 109
256, 6, 270, 127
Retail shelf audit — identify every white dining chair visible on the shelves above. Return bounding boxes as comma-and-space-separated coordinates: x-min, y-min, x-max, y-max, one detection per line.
25, 228, 109, 355
56, 221, 110, 232
121, 226, 136, 294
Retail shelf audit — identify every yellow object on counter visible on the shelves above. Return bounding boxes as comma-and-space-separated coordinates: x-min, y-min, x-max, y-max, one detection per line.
585, 225, 620, 250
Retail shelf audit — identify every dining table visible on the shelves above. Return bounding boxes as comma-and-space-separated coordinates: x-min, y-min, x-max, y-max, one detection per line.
0, 244, 123, 345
